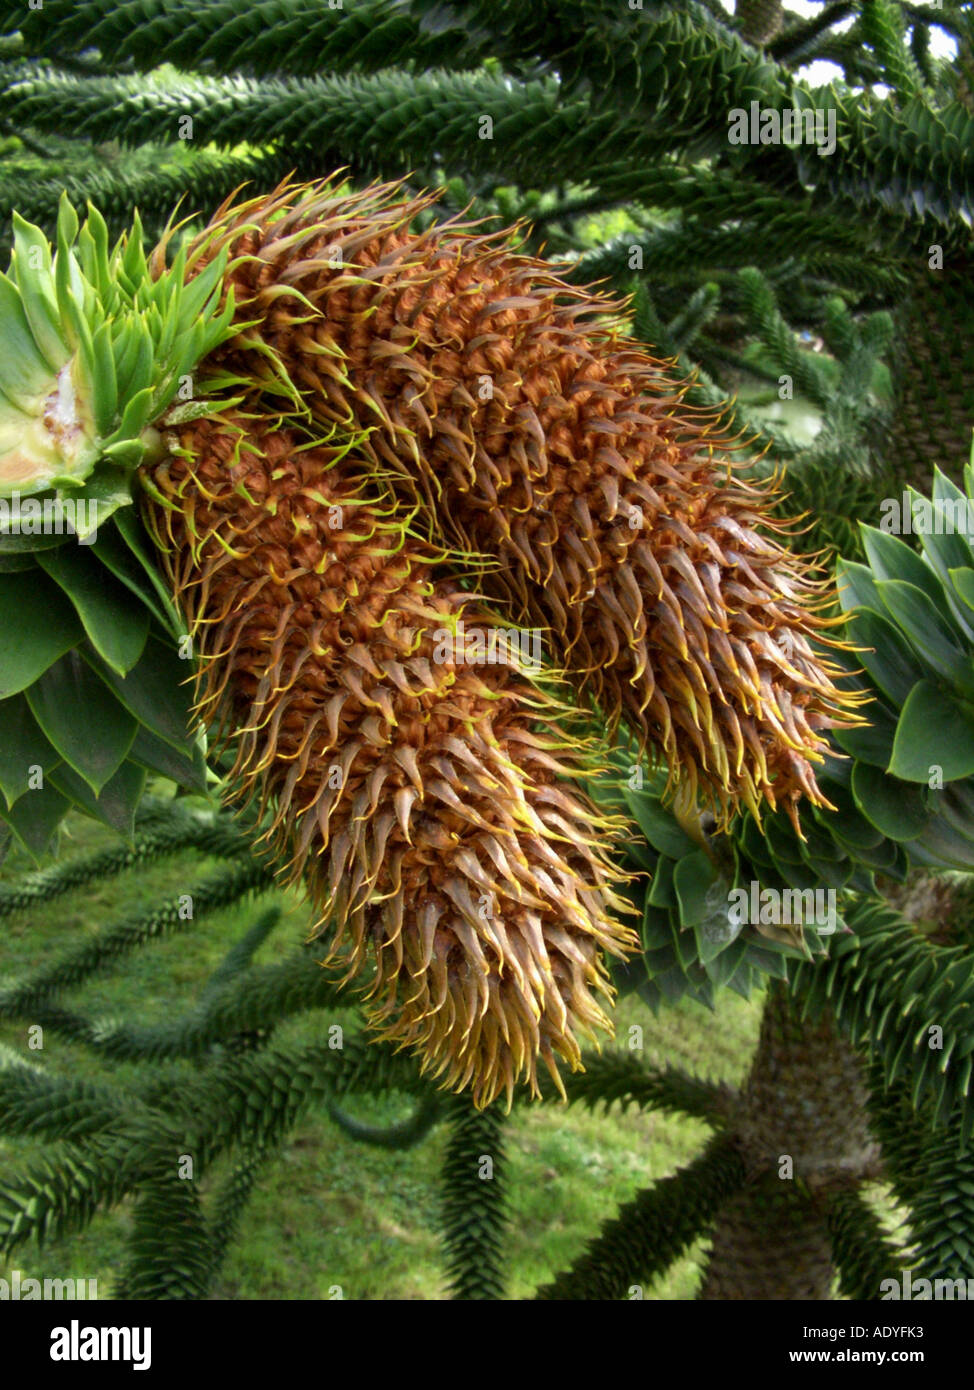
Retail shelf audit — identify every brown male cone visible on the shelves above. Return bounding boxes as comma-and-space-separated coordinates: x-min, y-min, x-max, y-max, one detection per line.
184, 176, 864, 832
141, 409, 637, 1108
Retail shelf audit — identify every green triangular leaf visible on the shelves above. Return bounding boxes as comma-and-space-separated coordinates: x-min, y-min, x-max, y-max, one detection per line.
128, 725, 208, 794
622, 785, 697, 859
851, 762, 930, 841
673, 848, 729, 929
0, 571, 83, 698
845, 607, 929, 707
889, 680, 974, 783
81, 631, 196, 756
0, 781, 70, 861
90, 521, 178, 634
25, 649, 137, 795
38, 544, 150, 676
48, 758, 146, 838
0, 693, 61, 809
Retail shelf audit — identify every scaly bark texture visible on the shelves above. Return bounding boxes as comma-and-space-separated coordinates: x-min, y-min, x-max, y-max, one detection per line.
141, 409, 637, 1107
888, 244, 974, 490
185, 178, 862, 830
736, 0, 784, 45
699, 982, 882, 1299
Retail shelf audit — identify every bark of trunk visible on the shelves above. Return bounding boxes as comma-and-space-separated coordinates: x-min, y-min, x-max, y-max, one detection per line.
698, 981, 881, 1299
888, 248, 974, 491
736, 0, 784, 45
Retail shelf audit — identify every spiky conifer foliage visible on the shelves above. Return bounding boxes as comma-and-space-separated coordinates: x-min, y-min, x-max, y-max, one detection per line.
2, 0, 974, 1306
0, 817, 970, 1301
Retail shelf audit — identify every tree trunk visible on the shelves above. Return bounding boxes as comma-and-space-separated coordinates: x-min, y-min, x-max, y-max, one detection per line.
736, 0, 784, 45
889, 246, 974, 491
698, 981, 881, 1299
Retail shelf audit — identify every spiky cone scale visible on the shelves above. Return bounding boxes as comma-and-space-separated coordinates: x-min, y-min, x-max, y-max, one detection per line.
189, 178, 863, 829
141, 410, 637, 1108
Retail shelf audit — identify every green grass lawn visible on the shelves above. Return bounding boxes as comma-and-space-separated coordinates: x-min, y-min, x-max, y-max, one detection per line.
1, 811, 768, 1299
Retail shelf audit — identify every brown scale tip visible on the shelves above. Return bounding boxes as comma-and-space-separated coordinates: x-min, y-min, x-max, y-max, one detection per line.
141, 408, 638, 1108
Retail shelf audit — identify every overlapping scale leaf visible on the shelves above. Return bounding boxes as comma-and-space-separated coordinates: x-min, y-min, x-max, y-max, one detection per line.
585, 749, 838, 1013
831, 453, 974, 869
0, 514, 207, 856
0, 200, 239, 854
0, 197, 236, 497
